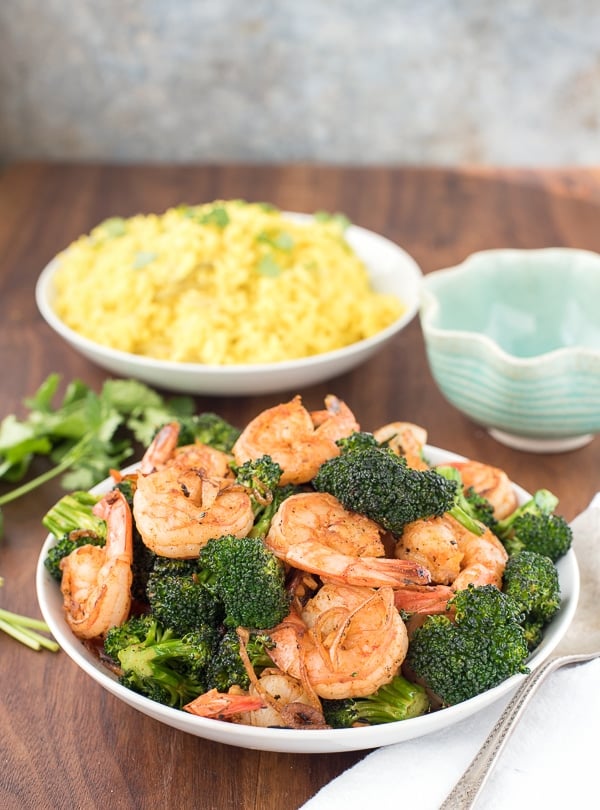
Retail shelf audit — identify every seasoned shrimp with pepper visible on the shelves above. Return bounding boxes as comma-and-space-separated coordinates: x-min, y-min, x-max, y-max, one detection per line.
133, 420, 254, 558
133, 466, 254, 558
232, 394, 359, 485
393, 514, 508, 614
185, 670, 328, 729
139, 421, 234, 478
265, 491, 431, 588
60, 489, 133, 639
269, 583, 408, 699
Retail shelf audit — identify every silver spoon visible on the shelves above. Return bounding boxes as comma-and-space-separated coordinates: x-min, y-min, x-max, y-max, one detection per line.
439, 650, 600, 809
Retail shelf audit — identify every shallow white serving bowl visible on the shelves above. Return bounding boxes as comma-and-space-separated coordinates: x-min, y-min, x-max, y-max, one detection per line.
35, 216, 422, 396
36, 446, 579, 754
420, 248, 600, 452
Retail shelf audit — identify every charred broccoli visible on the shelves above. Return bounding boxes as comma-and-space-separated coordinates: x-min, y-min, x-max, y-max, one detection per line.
495, 489, 572, 562
176, 412, 241, 452
322, 674, 430, 728
115, 476, 156, 605
313, 440, 480, 535
198, 535, 290, 629
104, 615, 216, 708
405, 584, 530, 706
146, 557, 223, 635
232, 453, 299, 539
205, 628, 275, 692
502, 550, 561, 648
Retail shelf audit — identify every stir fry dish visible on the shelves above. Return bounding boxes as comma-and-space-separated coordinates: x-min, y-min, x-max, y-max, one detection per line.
44, 394, 572, 729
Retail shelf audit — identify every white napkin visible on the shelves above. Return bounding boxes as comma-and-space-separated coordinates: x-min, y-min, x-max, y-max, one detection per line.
300, 496, 600, 810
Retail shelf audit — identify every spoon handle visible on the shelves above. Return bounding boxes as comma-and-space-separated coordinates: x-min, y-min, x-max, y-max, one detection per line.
439, 652, 598, 809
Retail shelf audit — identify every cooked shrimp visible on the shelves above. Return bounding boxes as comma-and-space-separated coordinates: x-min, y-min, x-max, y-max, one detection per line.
184, 671, 328, 729
393, 513, 508, 613
240, 669, 327, 728
373, 421, 429, 470
183, 688, 265, 720
269, 583, 408, 699
60, 489, 133, 639
440, 459, 518, 519
264, 491, 431, 588
139, 421, 234, 478
232, 394, 359, 485
133, 466, 254, 558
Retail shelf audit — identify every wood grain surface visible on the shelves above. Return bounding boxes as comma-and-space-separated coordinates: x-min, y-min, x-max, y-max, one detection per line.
1, 162, 599, 810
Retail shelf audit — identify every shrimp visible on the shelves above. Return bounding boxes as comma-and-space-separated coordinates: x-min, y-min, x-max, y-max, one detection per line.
373, 421, 429, 470
264, 491, 431, 588
269, 583, 409, 699
393, 514, 508, 614
133, 465, 254, 558
139, 421, 234, 479
60, 489, 133, 639
440, 459, 518, 520
183, 688, 265, 720
184, 671, 328, 729
232, 394, 359, 485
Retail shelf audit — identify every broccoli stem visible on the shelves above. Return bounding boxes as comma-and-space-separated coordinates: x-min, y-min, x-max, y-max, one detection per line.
495, 489, 559, 536
353, 675, 430, 724
119, 639, 196, 682
42, 491, 104, 539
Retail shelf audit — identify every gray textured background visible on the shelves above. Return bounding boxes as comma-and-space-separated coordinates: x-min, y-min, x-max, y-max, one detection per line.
1, 1, 599, 165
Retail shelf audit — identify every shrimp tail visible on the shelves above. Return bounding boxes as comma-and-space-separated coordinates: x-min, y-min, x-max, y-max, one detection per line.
393, 584, 454, 614
184, 689, 265, 719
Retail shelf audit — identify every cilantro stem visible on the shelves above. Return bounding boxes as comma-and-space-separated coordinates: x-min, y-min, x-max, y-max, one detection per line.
0, 442, 84, 507
0, 612, 59, 651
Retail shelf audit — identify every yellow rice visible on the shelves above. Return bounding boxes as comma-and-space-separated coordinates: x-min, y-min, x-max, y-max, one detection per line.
52, 200, 405, 365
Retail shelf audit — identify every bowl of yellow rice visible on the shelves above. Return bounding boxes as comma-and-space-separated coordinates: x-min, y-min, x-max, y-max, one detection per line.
35, 200, 422, 395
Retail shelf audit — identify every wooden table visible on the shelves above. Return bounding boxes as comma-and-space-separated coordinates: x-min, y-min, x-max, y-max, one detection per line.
1, 162, 600, 810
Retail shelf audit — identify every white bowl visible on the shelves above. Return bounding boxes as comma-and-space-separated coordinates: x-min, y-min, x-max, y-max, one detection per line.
36, 446, 579, 754
35, 216, 422, 396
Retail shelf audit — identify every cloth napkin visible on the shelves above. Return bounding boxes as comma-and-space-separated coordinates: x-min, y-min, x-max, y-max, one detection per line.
300, 495, 600, 810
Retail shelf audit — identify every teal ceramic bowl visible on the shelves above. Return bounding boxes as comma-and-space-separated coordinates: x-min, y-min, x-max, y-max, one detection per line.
420, 248, 600, 452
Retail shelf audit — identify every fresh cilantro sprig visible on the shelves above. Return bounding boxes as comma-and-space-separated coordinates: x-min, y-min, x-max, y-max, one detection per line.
0, 374, 195, 530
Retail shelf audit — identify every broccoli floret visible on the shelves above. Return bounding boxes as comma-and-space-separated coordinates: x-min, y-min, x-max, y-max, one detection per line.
176, 412, 241, 452
313, 444, 470, 535
44, 532, 106, 581
502, 550, 561, 631
146, 557, 223, 635
42, 490, 106, 539
198, 535, 290, 629
42, 490, 108, 581
405, 584, 530, 706
103, 613, 155, 662
336, 431, 380, 454
233, 454, 283, 497
463, 486, 498, 531
104, 617, 216, 708
495, 489, 572, 562
205, 628, 275, 692
249, 483, 300, 539
521, 619, 545, 651
322, 674, 430, 729
232, 455, 299, 538
115, 476, 156, 606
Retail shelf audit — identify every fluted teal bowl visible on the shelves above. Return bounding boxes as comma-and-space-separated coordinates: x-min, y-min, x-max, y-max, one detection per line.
420, 248, 600, 452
